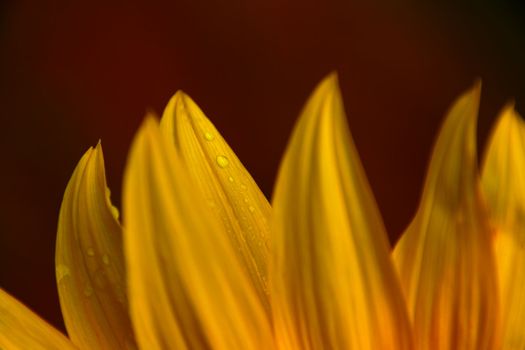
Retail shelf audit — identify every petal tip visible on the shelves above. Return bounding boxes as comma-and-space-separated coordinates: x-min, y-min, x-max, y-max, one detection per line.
318, 71, 341, 95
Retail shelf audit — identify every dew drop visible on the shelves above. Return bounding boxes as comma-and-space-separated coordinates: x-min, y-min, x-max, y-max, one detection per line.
102, 254, 110, 266
86, 248, 95, 257
216, 155, 229, 168
56, 265, 70, 283
228, 176, 234, 183
240, 184, 247, 190
83, 285, 94, 297
243, 197, 249, 203
204, 132, 214, 141
249, 206, 255, 213
110, 205, 120, 220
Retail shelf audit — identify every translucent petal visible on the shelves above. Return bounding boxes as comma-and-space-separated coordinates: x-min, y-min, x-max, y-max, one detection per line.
0, 288, 76, 350
123, 116, 273, 350
393, 83, 500, 349
56, 143, 136, 349
482, 105, 525, 349
270, 74, 413, 350
160, 92, 271, 311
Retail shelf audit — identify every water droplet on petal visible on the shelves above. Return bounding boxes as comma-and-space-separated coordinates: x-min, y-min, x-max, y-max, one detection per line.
240, 184, 247, 190
86, 248, 95, 257
204, 132, 214, 141
56, 265, 70, 283
110, 205, 120, 220
216, 155, 229, 168
102, 254, 110, 266
249, 206, 255, 213
228, 176, 234, 183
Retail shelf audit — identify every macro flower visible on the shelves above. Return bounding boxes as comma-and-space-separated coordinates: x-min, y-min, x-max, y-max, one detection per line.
0, 74, 524, 349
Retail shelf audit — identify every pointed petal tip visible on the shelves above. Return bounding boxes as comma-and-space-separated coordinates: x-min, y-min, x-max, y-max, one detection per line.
301, 71, 345, 128
163, 89, 205, 128
141, 113, 160, 131
472, 77, 482, 92
317, 71, 341, 95
468, 79, 481, 110
325, 70, 339, 84
491, 102, 522, 134
94, 140, 103, 157
170, 90, 194, 109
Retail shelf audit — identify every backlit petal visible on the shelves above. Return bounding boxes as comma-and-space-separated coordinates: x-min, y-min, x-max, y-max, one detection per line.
271, 74, 413, 350
482, 105, 525, 349
56, 144, 136, 349
124, 116, 273, 350
0, 288, 76, 350
393, 83, 500, 349
160, 92, 271, 311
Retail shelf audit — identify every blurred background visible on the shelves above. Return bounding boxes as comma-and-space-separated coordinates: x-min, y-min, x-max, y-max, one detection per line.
1, 0, 524, 331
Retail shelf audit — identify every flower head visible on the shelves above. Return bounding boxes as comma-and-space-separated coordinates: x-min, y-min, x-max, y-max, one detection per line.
1, 74, 524, 349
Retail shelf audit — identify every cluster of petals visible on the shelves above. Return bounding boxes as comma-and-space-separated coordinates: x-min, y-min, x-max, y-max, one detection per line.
1, 73, 524, 350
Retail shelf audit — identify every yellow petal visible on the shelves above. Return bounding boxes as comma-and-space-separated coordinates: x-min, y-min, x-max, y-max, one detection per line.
482, 104, 525, 349
160, 92, 271, 311
56, 143, 136, 349
393, 83, 500, 349
0, 288, 76, 350
270, 74, 413, 350
124, 116, 273, 350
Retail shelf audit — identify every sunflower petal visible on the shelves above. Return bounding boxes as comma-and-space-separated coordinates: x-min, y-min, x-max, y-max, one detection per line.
160, 92, 271, 311
393, 83, 500, 349
270, 74, 413, 350
0, 288, 76, 350
55, 144, 136, 349
123, 116, 273, 350
482, 104, 525, 349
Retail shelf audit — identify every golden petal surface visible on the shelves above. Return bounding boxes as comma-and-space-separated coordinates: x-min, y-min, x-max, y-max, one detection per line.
393, 83, 500, 349
271, 74, 413, 350
56, 144, 136, 349
0, 288, 77, 350
160, 92, 271, 311
124, 116, 273, 350
482, 105, 525, 349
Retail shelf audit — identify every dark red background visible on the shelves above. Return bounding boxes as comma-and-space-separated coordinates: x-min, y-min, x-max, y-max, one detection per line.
1, 0, 524, 330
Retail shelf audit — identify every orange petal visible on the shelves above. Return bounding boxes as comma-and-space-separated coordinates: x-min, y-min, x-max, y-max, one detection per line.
393, 83, 501, 349
482, 104, 525, 349
123, 116, 273, 350
160, 92, 271, 312
271, 74, 413, 349
0, 288, 76, 350
56, 143, 136, 349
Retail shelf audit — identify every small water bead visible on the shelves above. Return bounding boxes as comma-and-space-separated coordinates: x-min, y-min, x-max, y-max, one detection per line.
228, 176, 234, 183
86, 248, 95, 257
56, 265, 70, 283
216, 155, 229, 168
102, 254, 110, 266
204, 132, 214, 141
240, 184, 247, 191
249, 206, 255, 213
243, 197, 249, 203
